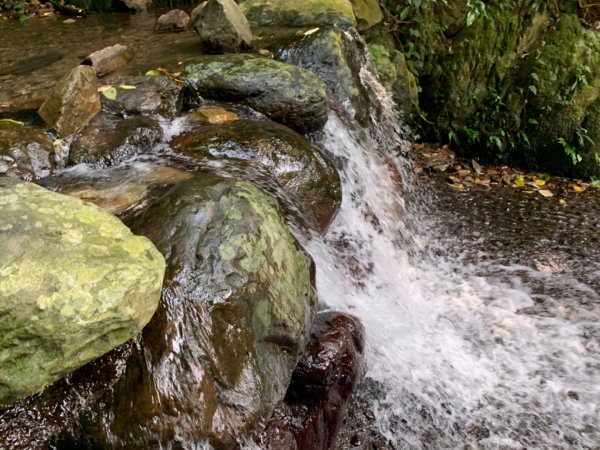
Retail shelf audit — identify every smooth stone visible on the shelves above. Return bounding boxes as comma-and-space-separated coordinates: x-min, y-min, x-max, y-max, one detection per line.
38, 65, 100, 136
259, 312, 366, 450
185, 54, 328, 132
82, 44, 133, 77
191, 0, 253, 53
187, 105, 239, 124
241, 0, 357, 27
172, 119, 341, 233
154, 8, 190, 33
100, 75, 188, 118
0, 179, 165, 407
68, 113, 163, 166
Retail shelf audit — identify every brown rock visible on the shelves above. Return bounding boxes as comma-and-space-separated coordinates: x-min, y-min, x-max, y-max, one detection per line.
187, 106, 239, 124
191, 0, 253, 53
154, 9, 190, 33
38, 65, 100, 136
260, 312, 366, 450
82, 44, 133, 77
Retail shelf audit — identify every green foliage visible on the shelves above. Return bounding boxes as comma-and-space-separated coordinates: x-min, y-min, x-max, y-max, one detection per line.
1, 0, 28, 22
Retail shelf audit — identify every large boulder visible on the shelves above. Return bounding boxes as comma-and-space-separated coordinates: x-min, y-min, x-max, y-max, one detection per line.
0, 174, 317, 449
0, 122, 55, 181
260, 312, 366, 450
38, 65, 100, 136
191, 0, 253, 53
185, 54, 328, 132
241, 0, 357, 27
351, 0, 383, 30
68, 113, 163, 166
0, 178, 165, 408
172, 119, 341, 232
100, 75, 188, 118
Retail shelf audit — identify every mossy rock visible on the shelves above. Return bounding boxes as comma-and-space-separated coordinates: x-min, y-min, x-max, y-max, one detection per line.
185, 54, 328, 132
172, 119, 341, 232
241, 0, 357, 27
0, 179, 165, 407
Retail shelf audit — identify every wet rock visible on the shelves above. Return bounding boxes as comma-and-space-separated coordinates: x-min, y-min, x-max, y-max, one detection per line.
0, 179, 165, 408
351, 0, 383, 30
100, 75, 188, 118
172, 119, 341, 232
0, 122, 55, 181
0, 97, 46, 124
50, 175, 316, 448
69, 113, 163, 166
191, 0, 253, 53
38, 65, 100, 136
154, 8, 190, 33
187, 105, 239, 124
260, 312, 366, 450
39, 163, 193, 218
241, 0, 357, 27
82, 44, 133, 77
185, 54, 328, 132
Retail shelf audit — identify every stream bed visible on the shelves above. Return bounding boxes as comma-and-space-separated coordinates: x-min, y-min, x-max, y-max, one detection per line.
1, 13, 600, 450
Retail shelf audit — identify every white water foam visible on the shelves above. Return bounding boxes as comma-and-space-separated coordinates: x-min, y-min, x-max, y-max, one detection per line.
303, 109, 600, 448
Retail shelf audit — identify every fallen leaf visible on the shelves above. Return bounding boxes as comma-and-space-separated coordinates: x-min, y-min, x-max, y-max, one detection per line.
572, 184, 585, 192
97, 85, 113, 92
559, 199, 567, 205
304, 27, 320, 36
145, 69, 162, 76
513, 176, 525, 187
474, 177, 490, 186
171, 72, 182, 77
538, 189, 554, 197
258, 49, 273, 57
63, 18, 76, 24
52, 138, 63, 146
101, 87, 118, 100
534, 179, 546, 186
0, 118, 24, 125
457, 169, 471, 177
119, 84, 136, 90
472, 159, 483, 174
502, 174, 512, 185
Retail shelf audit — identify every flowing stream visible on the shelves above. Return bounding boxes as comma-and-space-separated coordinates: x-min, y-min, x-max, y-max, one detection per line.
2, 14, 600, 449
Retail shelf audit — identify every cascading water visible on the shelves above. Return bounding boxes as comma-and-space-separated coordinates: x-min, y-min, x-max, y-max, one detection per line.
299, 59, 600, 449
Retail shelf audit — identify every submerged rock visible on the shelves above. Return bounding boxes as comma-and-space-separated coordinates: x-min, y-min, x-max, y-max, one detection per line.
241, 0, 356, 27
38, 65, 100, 136
69, 113, 163, 166
82, 44, 133, 77
0, 178, 165, 408
100, 75, 188, 118
185, 54, 328, 132
187, 105, 240, 124
0, 122, 55, 181
172, 119, 341, 232
191, 0, 253, 53
155, 9, 190, 33
260, 312, 366, 450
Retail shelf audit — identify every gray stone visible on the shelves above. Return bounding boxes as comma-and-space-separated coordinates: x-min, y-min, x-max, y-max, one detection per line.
0, 122, 55, 181
0, 180, 165, 407
154, 9, 190, 33
38, 65, 101, 136
191, 0, 253, 53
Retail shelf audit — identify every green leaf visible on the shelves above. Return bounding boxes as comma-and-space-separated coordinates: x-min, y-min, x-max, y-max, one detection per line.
400, 6, 411, 20
101, 87, 118, 101
145, 69, 162, 76
119, 84, 136, 90
528, 118, 539, 125
528, 85, 537, 96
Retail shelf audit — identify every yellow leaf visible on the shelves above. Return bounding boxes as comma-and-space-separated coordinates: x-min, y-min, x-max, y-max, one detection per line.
538, 189, 554, 198
534, 179, 546, 186
258, 49, 273, 57
559, 199, 567, 205
304, 27, 320, 36
119, 84, 136, 90
97, 85, 113, 92
514, 176, 525, 187
145, 69, 162, 76
572, 184, 585, 192
0, 118, 24, 125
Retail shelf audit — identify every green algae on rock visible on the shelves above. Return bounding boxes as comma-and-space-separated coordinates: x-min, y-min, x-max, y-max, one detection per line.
351, 0, 383, 30
61, 174, 317, 448
172, 119, 341, 232
185, 54, 328, 132
241, 0, 357, 27
0, 178, 165, 407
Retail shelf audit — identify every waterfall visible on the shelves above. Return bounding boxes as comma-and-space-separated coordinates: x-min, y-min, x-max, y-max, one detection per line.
301, 67, 600, 448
